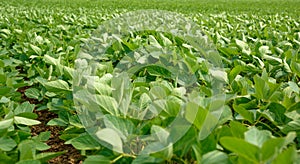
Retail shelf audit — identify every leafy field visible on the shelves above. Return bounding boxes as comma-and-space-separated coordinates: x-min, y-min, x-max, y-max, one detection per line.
1, 0, 300, 163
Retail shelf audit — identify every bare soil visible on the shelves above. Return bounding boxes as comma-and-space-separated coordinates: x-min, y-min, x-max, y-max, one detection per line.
18, 86, 83, 163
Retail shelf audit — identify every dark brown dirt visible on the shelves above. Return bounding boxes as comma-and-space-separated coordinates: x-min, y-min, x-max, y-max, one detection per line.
17, 86, 40, 104
17, 86, 83, 164
31, 110, 83, 164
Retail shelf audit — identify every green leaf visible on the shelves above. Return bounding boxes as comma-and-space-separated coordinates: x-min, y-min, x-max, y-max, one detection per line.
35, 152, 65, 163
253, 75, 269, 100
263, 54, 282, 64
244, 127, 272, 148
148, 35, 162, 49
259, 46, 272, 55
200, 134, 217, 155
151, 125, 170, 144
14, 101, 35, 115
290, 60, 300, 77
139, 93, 151, 110
63, 66, 75, 79
262, 132, 295, 161
281, 119, 300, 134
0, 96, 10, 103
16, 160, 40, 164
94, 95, 119, 115
43, 55, 59, 65
149, 86, 167, 99
150, 143, 173, 160
170, 120, 196, 154
44, 80, 71, 92
199, 99, 223, 140
65, 133, 101, 150
25, 88, 40, 100
233, 104, 254, 123
288, 81, 299, 94
14, 116, 41, 126
229, 65, 243, 83
267, 102, 288, 125
220, 137, 259, 162
94, 82, 112, 96
0, 137, 17, 151
104, 115, 135, 140
273, 146, 297, 164
18, 140, 35, 160
35, 131, 51, 142
209, 69, 228, 83
47, 118, 68, 126
201, 150, 229, 164
30, 44, 42, 55
141, 142, 172, 159
164, 96, 183, 116
0, 119, 13, 129
218, 105, 232, 124
235, 39, 251, 55
283, 132, 296, 146
111, 73, 132, 115
0, 86, 12, 96
159, 33, 172, 46
132, 155, 163, 164
261, 138, 285, 161
16, 112, 38, 120
146, 65, 172, 78
192, 144, 202, 163
95, 128, 123, 153
185, 102, 207, 129
34, 142, 50, 151
0, 153, 14, 164
0, 29, 11, 35
83, 155, 110, 164
229, 121, 248, 138
288, 101, 300, 112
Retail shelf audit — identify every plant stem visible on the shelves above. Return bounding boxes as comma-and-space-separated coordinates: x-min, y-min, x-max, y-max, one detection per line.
111, 153, 136, 163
